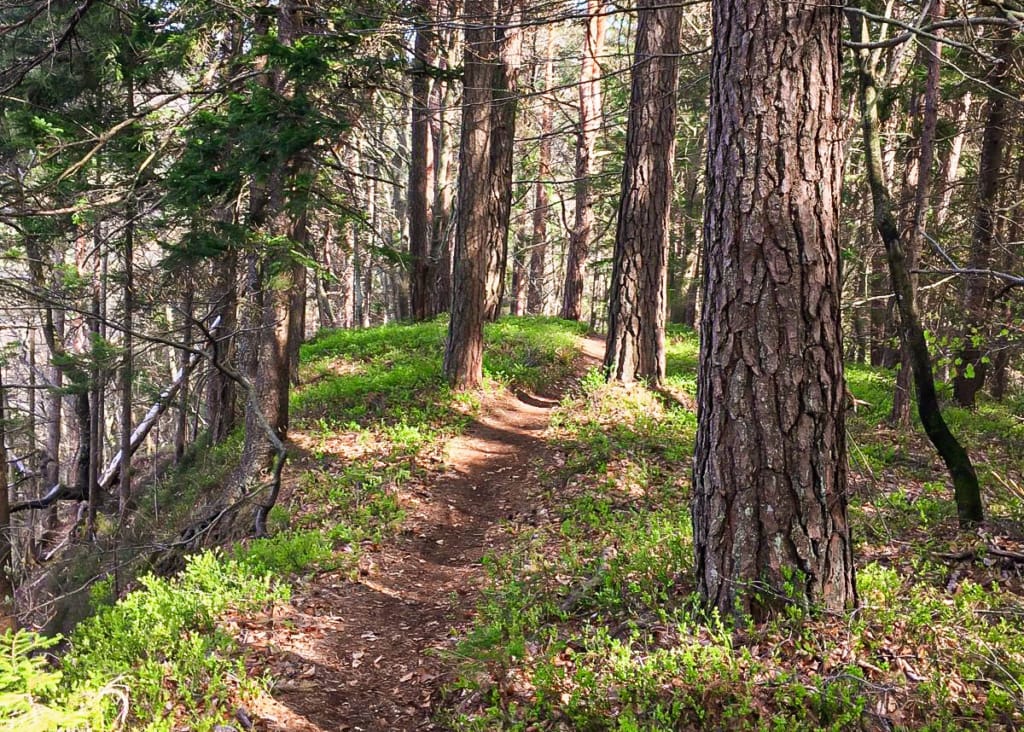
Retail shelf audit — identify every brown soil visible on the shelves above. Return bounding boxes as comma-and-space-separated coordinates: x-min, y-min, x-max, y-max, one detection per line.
237, 335, 605, 731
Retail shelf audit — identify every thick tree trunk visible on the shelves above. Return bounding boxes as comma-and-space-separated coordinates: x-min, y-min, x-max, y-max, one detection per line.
604, 0, 682, 385
848, 9, 982, 526
953, 34, 1013, 407
694, 0, 855, 618
561, 0, 606, 321
445, 0, 520, 387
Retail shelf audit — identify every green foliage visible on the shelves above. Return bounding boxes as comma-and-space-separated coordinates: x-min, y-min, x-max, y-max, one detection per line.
445, 326, 1024, 730
0, 630, 106, 731
64, 552, 285, 730
0, 553, 285, 731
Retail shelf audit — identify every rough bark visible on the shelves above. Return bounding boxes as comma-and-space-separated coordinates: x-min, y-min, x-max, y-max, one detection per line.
604, 0, 682, 385
561, 0, 606, 321
848, 9, 982, 526
445, 0, 520, 387
694, 0, 855, 618
408, 0, 437, 321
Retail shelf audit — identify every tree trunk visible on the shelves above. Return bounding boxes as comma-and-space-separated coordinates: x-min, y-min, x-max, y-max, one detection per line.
205, 249, 238, 443
694, 0, 855, 618
287, 204, 309, 389
848, 8, 982, 526
0, 374, 12, 631
891, 0, 943, 426
408, 0, 437, 321
445, 0, 520, 387
934, 92, 972, 229
119, 209, 134, 521
175, 282, 193, 464
561, 0, 606, 321
604, 0, 682, 385
510, 225, 528, 316
668, 133, 704, 327
429, 66, 456, 315
528, 25, 554, 315
953, 33, 1013, 408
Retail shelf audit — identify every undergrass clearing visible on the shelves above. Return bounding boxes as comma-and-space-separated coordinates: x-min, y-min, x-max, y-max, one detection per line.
442, 328, 1024, 731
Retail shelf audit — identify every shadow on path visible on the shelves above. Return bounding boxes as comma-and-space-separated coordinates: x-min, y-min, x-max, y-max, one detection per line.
245, 336, 605, 731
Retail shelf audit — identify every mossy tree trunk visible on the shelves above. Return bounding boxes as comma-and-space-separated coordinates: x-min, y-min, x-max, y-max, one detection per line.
847, 8, 983, 526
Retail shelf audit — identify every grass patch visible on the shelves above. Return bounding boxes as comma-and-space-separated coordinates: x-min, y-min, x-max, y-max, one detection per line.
443, 329, 1024, 730
4, 316, 589, 730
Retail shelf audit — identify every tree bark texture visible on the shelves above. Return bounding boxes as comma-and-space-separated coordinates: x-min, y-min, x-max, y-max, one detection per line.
604, 0, 682, 385
561, 0, 606, 321
694, 0, 855, 618
408, 0, 437, 321
444, 0, 520, 387
848, 9, 982, 526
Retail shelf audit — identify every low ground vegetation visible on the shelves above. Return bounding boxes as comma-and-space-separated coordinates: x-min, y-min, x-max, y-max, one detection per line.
2, 319, 1021, 730
442, 327, 1024, 731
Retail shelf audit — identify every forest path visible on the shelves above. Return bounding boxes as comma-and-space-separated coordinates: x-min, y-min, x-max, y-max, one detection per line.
244, 334, 605, 731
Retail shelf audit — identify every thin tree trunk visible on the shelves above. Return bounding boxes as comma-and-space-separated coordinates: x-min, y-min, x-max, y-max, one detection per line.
848, 8, 982, 526
175, 282, 193, 464
120, 209, 134, 521
668, 134, 704, 327
561, 0, 606, 321
205, 249, 238, 443
935, 92, 972, 229
891, 0, 943, 426
528, 26, 554, 315
953, 33, 1013, 407
0, 373, 12, 631
287, 204, 308, 388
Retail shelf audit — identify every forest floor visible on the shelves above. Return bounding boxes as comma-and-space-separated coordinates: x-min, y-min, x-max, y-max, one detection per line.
236, 334, 606, 731
25, 318, 1021, 731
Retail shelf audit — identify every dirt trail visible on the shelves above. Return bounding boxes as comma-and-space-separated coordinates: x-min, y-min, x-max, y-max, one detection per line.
242, 335, 605, 731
